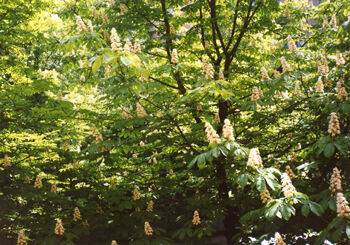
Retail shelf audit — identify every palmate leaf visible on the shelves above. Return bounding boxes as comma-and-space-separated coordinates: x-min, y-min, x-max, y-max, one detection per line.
323, 143, 335, 158
308, 201, 324, 216
255, 175, 266, 192
188, 141, 247, 168
92, 55, 104, 73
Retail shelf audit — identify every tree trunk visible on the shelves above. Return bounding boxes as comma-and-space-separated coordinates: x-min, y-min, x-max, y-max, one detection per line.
214, 101, 237, 243
215, 159, 236, 243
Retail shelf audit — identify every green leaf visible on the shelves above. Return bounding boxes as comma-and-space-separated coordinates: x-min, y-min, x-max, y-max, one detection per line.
315, 136, 330, 156
264, 175, 279, 191
296, 162, 318, 170
346, 225, 350, 239
105, 56, 117, 65
323, 143, 335, 158
188, 156, 198, 169
301, 204, 310, 217
275, 211, 282, 219
120, 56, 132, 66
225, 141, 231, 151
328, 198, 336, 211
197, 153, 206, 168
327, 217, 344, 230
211, 146, 220, 158
265, 202, 279, 219
341, 103, 350, 113
334, 140, 348, 155
331, 224, 345, 241
315, 231, 326, 245
256, 176, 266, 192
309, 201, 323, 216
92, 56, 103, 73
237, 174, 248, 188
178, 229, 186, 240
218, 145, 229, 156
280, 204, 291, 220
241, 209, 263, 224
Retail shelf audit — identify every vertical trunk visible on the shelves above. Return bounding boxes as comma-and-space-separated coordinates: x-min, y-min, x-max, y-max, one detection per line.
215, 159, 236, 243
215, 101, 236, 243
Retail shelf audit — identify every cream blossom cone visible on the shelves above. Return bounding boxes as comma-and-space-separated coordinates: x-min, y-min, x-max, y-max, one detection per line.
144, 222, 153, 235
247, 148, 263, 168
328, 112, 340, 137
204, 122, 221, 144
330, 167, 342, 193
17, 230, 27, 245
192, 210, 201, 225
54, 219, 64, 235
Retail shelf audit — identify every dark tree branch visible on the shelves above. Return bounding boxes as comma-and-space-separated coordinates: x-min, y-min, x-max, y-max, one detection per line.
226, 0, 241, 49
205, 0, 221, 58
143, 51, 167, 59
208, 0, 228, 56
160, 0, 172, 59
149, 76, 179, 90
199, 6, 215, 62
159, 0, 201, 124
134, 6, 161, 31
228, 1, 258, 60
160, 0, 186, 94
174, 122, 199, 154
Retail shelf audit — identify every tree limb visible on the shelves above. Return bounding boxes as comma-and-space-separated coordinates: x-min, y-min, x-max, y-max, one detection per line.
149, 76, 179, 90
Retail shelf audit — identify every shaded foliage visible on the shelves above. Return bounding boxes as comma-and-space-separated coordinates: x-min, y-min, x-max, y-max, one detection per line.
1, 0, 350, 244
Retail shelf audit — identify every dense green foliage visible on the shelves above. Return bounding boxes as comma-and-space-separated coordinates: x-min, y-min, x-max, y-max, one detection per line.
1, 0, 350, 244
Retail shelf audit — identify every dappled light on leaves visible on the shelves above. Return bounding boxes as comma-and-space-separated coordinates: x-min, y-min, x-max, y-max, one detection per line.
2, 0, 350, 244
